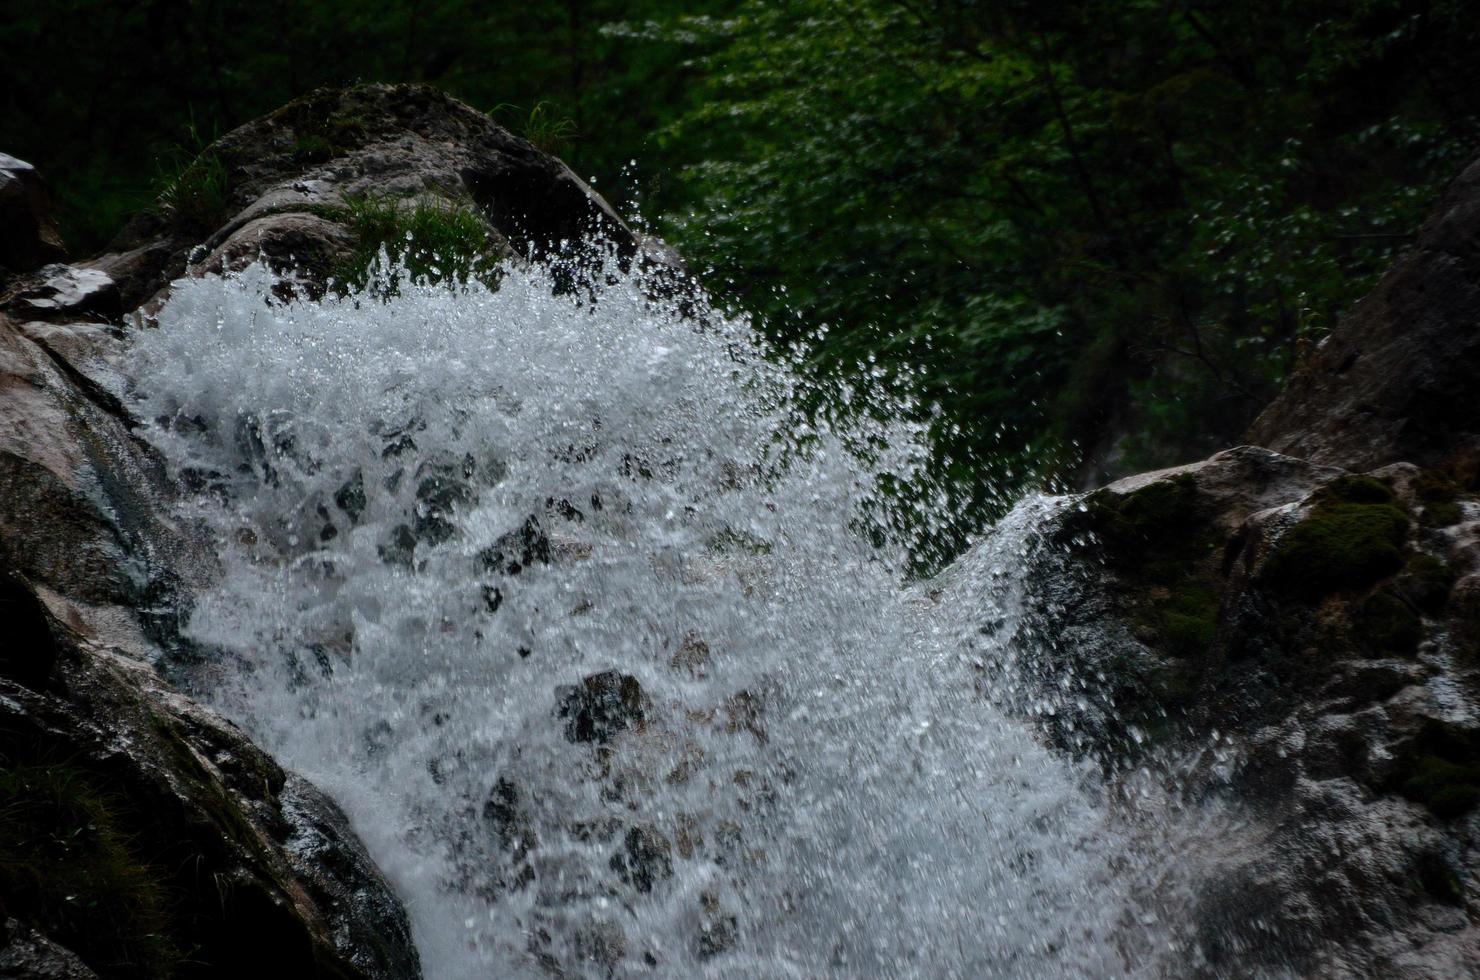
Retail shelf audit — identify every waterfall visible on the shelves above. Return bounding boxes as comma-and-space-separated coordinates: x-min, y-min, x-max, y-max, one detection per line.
128, 257, 1213, 978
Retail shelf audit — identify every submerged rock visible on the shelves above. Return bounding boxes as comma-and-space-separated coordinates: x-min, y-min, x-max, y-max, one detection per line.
558, 670, 646, 745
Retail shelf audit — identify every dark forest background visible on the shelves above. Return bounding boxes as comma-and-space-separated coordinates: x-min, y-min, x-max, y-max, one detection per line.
7, 0, 1480, 512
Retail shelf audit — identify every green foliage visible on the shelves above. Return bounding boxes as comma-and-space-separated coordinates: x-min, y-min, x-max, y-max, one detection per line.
334, 195, 503, 294
1263, 501, 1409, 598
642, 0, 1480, 530
0, 758, 180, 977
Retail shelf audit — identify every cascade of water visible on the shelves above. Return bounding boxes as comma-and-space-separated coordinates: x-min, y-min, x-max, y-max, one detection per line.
129, 258, 1207, 978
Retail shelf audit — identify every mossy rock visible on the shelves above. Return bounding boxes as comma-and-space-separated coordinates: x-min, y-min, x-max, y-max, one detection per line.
1133, 582, 1219, 659
1315, 474, 1396, 506
1415, 471, 1465, 528
1262, 500, 1409, 599
1352, 586, 1423, 658
1392, 721, 1480, 818
1086, 473, 1204, 553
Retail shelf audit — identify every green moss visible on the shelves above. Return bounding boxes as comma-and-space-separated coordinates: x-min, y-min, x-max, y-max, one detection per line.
1087, 473, 1203, 550
1352, 587, 1423, 657
1262, 501, 1409, 598
1394, 721, 1480, 818
0, 759, 181, 977
1134, 582, 1219, 659
332, 195, 503, 295
1317, 474, 1395, 506
1415, 472, 1465, 527
290, 133, 335, 164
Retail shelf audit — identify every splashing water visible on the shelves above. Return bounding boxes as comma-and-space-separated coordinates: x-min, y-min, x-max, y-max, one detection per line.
130, 258, 1207, 978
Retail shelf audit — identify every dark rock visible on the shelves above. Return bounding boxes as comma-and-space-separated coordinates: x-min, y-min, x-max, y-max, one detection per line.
0, 919, 99, 979
0, 155, 67, 275
480, 515, 551, 576
0, 614, 420, 979
0, 569, 58, 688
1247, 157, 1480, 481
6, 265, 120, 321
609, 825, 673, 893
558, 670, 646, 745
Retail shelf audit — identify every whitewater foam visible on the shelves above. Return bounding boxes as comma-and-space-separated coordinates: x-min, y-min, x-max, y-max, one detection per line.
130, 258, 1203, 978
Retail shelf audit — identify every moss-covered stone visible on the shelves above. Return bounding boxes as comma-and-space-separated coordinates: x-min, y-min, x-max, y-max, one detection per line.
1262, 501, 1409, 598
1393, 721, 1480, 818
1352, 587, 1423, 657
1133, 582, 1219, 660
1086, 473, 1204, 551
1414, 471, 1465, 528
1318, 474, 1396, 506
1396, 553, 1455, 613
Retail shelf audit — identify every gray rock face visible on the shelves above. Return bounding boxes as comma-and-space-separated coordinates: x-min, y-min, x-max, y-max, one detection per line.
1247, 157, 1480, 481
0, 920, 99, 980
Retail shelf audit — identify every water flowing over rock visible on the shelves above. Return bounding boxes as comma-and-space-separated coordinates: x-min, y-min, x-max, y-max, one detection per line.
7, 82, 1480, 979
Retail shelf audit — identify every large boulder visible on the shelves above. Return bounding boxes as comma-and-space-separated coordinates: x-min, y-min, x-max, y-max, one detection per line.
959, 447, 1480, 975
0, 85, 701, 976
0, 154, 67, 276
0, 307, 421, 978
80, 83, 680, 313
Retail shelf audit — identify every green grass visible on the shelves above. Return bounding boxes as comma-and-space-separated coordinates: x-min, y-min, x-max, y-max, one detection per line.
157, 150, 231, 235
0, 757, 181, 978
493, 101, 578, 154
333, 195, 503, 295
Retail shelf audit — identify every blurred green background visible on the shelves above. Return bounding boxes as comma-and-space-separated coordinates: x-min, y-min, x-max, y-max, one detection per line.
7, 0, 1480, 540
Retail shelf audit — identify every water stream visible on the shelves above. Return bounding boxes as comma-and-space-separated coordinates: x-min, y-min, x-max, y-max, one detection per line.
129, 257, 1211, 978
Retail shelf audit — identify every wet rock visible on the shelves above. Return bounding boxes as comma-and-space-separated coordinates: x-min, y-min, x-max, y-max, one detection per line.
695, 892, 739, 960
609, 825, 673, 893
0, 919, 99, 979
558, 670, 646, 745
334, 470, 367, 523
968, 439, 1480, 972
0, 591, 420, 979
11, 265, 119, 320
481, 515, 551, 576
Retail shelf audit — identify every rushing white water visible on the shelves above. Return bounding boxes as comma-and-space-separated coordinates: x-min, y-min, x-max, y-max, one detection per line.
130, 257, 1207, 978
